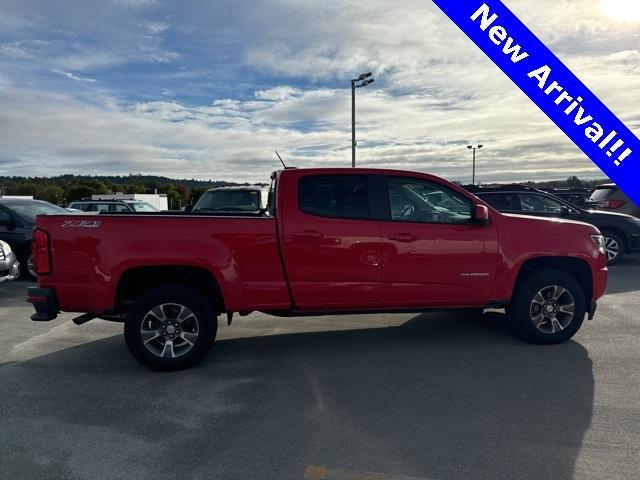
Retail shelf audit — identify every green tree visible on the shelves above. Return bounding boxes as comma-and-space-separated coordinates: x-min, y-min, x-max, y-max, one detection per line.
36, 185, 65, 204
566, 176, 583, 187
159, 184, 181, 210
65, 184, 95, 202
189, 187, 207, 205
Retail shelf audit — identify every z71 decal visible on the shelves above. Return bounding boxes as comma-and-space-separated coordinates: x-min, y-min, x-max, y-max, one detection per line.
61, 220, 102, 228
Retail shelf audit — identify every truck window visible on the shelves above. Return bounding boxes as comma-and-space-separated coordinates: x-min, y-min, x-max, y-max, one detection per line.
110, 204, 131, 213
298, 175, 369, 219
386, 176, 472, 224
69, 203, 89, 211
194, 190, 261, 212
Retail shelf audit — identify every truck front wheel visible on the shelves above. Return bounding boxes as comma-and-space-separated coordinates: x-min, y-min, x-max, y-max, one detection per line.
124, 285, 218, 371
509, 269, 586, 344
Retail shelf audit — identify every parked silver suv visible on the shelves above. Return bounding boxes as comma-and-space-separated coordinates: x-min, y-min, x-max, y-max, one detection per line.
0, 240, 20, 282
587, 184, 640, 218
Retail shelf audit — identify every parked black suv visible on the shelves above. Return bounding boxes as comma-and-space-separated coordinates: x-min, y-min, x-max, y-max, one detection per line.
465, 184, 640, 265
0, 198, 69, 278
541, 187, 592, 209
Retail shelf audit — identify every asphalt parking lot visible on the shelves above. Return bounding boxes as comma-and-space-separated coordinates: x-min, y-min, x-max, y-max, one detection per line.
1, 259, 639, 480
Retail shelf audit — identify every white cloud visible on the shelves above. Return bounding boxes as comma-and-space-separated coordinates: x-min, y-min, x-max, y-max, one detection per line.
0, 0, 637, 183
51, 69, 99, 83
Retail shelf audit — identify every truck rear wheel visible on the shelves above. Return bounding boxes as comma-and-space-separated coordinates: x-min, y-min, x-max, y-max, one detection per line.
124, 285, 218, 371
509, 269, 586, 344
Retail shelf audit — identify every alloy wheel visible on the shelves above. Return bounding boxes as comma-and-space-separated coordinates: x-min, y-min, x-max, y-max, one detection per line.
604, 236, 620, 263
529, 285, 576, 334
140, 303, 200, 358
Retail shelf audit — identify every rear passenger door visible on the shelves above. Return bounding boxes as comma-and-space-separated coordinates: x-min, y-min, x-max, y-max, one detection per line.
279, 173, 383, 309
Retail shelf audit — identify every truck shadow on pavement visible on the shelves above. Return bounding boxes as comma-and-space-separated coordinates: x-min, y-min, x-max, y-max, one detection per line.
1, 311, 594, 480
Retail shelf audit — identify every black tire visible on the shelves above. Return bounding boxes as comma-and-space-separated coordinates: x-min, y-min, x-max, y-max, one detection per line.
601, 231, 625, 265
124, 284, 218, 371
509, 269, 586, 345
19, 253, 36, 280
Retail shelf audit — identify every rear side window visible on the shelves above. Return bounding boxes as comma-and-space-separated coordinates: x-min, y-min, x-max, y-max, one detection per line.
111, 204, 131, 212
589, 186, 616, 202
478, 193, 516, 211
514, 193, 563, 213
69, 203, 89, 211
0, 208, 11, 224
298, 175, 369, 219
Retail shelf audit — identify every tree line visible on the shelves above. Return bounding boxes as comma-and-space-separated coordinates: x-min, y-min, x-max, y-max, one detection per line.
0, 175, 261, 210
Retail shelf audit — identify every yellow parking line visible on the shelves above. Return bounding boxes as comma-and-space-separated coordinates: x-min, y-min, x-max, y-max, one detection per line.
305, 465, 328, 479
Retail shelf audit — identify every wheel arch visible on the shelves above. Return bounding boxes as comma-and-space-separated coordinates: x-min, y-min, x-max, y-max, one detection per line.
115, 265, 226, 313
512, 256, 593, 309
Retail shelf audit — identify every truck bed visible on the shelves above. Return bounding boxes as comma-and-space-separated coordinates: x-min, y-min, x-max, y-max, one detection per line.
36, 214, 291, 313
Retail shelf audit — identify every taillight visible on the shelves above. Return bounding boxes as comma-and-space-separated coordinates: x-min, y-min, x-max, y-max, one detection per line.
604, 199, 626, 209
32, 228, 52, 275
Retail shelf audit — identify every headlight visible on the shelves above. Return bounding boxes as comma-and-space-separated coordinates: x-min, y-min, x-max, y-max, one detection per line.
591, 234, 606, 253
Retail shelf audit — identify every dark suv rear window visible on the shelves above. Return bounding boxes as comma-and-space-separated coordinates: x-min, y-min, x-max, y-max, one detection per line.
589, 186, 616, 202
298, 175, 369, 219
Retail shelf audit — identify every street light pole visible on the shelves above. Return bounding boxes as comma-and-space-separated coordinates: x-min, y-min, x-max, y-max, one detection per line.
351, 72, 374, 168
352, 80, 356, 168
467, 144, 484, 185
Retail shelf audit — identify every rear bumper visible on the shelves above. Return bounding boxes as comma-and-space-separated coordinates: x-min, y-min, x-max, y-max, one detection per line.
26, 287, 60, 321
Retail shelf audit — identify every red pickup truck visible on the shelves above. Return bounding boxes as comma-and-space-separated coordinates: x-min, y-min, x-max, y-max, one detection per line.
28, 168, 608, 370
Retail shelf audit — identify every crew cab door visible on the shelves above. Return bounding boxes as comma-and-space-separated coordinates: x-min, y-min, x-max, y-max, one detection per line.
377, 175, 499, 306
278, 172, 382, 309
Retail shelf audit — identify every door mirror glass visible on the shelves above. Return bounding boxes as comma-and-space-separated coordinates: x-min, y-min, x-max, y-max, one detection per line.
184, 205, 193, 213
475, 204, 491, 225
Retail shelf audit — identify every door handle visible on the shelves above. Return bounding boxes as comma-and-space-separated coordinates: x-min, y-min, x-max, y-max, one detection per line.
292, 230, 324, 239
389, 233, 417, 243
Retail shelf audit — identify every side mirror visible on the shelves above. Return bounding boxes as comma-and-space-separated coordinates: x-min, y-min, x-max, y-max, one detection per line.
474, 204, 491, 226
184, 205, 193, 213
560, 205, 570, 216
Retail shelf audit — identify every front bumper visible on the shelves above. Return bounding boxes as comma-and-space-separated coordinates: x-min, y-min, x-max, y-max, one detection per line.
26, 287, 60, 321
0, 258, 20, 283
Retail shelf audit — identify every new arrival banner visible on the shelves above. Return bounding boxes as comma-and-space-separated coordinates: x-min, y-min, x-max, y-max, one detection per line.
432, 0, 640, 205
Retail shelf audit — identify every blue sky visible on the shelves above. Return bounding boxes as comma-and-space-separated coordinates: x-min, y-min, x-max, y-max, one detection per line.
0, 0, 639, 183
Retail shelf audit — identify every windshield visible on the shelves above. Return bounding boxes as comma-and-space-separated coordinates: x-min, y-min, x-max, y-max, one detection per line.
193, 190, 261, 212
130, 202, 159, 212
7, 202, 68, 221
